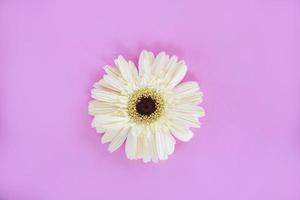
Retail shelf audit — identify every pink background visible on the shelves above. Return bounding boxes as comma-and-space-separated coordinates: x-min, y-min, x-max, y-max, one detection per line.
1, 0, 300, 199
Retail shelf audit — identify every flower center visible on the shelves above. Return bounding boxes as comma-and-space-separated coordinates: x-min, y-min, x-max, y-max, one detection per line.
127, 88, 164, 124
136, 97, 157, 116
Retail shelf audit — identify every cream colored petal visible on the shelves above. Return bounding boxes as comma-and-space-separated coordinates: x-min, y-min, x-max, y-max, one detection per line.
136, 135, 143, 159
164, 55, 178, 77
91, 117, 102, 128
155, 128, 176, 161
168, 112, 201, 128
91, 88, 127, 103
179, 114, 200, 128
174, 81, 203, 104
108, 127, 129, 152
165, 61, 187, 89
144, 125, 159, 162
149, 132, 159, 162
152, 52, 170, 76
92, 125, 105, 134
93, 79, 116, 92
124, 61, 139, 92
129, 125, 143, 159
88, 100, 123, 115
180, 93, 203, 105
155, 125, 174, 160
165, 133, 175, 155
170, 125, 194, 142
92, 79, 102, 89
114, 55, 132, 83
95, 126, 105, 133
103, 75, 126, 93
142, 135, 151, 163
138, 50, 154, 78
104, 65, 121, 79
128, 61, 138, 77
174, 81, 199, 94
103, 65, 126, 91
92, 115, 129, 130
125, 132, 138, 160
101, 129, 119, 143
155, 131, 166, 160
93, 79, 120, 92
174, 105, 205, 117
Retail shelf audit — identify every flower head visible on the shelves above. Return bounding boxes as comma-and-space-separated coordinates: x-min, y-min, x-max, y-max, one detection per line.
89, 50, 205, 162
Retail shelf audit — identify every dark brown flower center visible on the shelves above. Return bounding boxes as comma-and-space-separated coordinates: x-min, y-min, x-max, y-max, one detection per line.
127, 88, 164, 124
136, 97, 157, 116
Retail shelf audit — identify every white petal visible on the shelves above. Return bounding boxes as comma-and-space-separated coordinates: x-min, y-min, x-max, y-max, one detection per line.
174, 81, 199, 94
92, 79, 102, 89
128, 61, 138, 82
94, 125, 105, 134
166, 61, 187, 89
91, 88, 127, 103
174, 105, 205, 117
128, 61, 138, 75
101, 129, 119, 143
88, 100, 121, 115
136, 135, 143, 159
114, 55, 132, 83
149, 132, 159, 162
108, 127, 129, 152
92, 124, 105, 133
174, 81, 203, 104
94, 79, 118, 92
170, 125, 194, 142
125, 132, 138, 160
155, 131, 166, 160
143, 126, 152, 162
152, 52, 170, 76
129, 125, 143, 158
142, 133, 152, 163
154, 127, 176, 160
138, 50, 154, 78
92, 115, 129, 130
103, 75, 126, 93
169, 112, 201, 128
103, 65, 121, 79
155, 125, 174, 160
102, 65, 127, 91
165, 133, 175, 155
164, 56, 178, 77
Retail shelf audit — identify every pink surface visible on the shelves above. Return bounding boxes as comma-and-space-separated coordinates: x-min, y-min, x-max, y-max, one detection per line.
1, 0, 300, 199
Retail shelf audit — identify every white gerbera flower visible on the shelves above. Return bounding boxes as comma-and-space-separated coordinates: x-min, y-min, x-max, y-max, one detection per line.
89, 50, 205, 163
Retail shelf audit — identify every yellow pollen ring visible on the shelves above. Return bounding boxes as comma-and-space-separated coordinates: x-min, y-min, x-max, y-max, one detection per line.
127, 88, 164, 124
